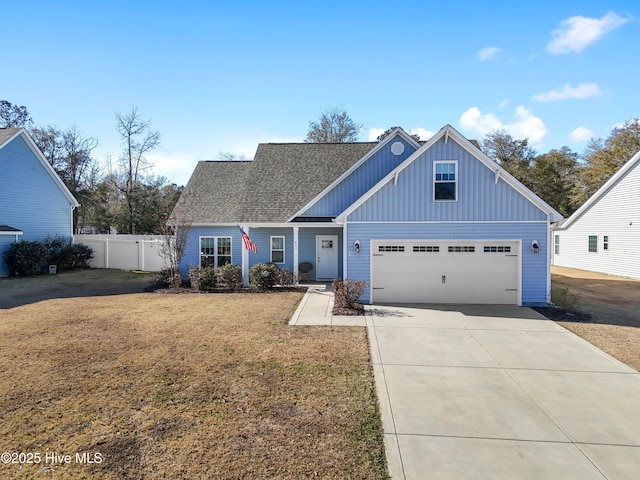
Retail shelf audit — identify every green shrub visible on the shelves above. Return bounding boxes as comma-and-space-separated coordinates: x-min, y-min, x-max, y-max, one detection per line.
156, 268, 183, 289
69, 243, 93, 269
332, 279, 367, 311
249, 263, 279, 289
278, 268, 295, 287
42, 236, 73, 270
218, 263, 243, 290
3, 237, 94, 276
188, 265, 217, 291
3, 241, 48, 276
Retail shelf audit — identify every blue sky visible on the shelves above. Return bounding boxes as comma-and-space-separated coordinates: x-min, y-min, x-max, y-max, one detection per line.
3, 1, 638, 185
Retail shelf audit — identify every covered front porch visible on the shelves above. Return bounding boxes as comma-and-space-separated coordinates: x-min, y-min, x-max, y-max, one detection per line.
239, 224, 344, 284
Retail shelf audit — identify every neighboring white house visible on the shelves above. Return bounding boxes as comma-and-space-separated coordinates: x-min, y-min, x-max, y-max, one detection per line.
552, 149, 640, 279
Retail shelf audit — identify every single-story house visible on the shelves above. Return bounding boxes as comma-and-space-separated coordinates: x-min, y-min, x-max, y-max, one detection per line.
174, 124, 562, 305
0, 128, 79, 276
552, 148, 640, 279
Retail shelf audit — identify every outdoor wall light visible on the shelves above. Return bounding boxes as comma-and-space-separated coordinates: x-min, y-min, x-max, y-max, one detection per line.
354, 240, 360, 253
531, 240, 539, 254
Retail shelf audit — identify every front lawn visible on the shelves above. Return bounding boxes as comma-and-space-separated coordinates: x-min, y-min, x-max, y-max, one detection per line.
0, 291, 387, 479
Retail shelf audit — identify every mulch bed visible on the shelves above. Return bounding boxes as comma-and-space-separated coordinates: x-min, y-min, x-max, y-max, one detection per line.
153, 286, 307, 295
332, 304, 365, 316
533, 306, 592, 323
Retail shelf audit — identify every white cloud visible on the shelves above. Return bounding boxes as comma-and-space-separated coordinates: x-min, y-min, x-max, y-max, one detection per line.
368, 128, 386, 141
570, 126, 593, 142
460, 107, 502, 136
409, 128, 435, 140
478, 46, 502, 61
510, 106, 548, 146
459, 106, 548, 148
533, 83, 603, 102
499, 99, 510, 109
547, 12, 628, 54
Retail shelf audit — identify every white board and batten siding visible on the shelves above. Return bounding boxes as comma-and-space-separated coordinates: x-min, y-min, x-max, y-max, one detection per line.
553, 153, 640, 280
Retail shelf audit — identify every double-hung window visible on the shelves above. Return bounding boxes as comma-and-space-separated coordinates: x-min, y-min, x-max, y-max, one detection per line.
554, 235, 560, 255
271, 236, 285, 264
200, 236, 232, 267
434, 161, 457, 201
588, 235, 598, 253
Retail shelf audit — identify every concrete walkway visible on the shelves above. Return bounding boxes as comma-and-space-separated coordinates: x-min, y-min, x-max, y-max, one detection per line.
290, 287, 640, 479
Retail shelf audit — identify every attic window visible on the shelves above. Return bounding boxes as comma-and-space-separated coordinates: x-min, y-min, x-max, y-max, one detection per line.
434, 161, 457, 201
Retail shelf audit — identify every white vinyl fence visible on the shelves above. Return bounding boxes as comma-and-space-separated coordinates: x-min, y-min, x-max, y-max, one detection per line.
74, 234, 169, 272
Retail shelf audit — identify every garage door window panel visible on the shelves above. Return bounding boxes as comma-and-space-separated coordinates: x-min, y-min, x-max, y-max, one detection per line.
434, 161, 457, 201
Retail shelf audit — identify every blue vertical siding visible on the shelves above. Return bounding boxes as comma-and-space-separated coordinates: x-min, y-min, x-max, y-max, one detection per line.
346, 222, 549, 304
182, 226, 244, 273
183, 225, 342, 280
0, 135, 74, 240
298, 227, 343, 280
247, 227, 294, 269
299, 135, 417, 217
348, 137, 547, 222
1, 134, 76, 276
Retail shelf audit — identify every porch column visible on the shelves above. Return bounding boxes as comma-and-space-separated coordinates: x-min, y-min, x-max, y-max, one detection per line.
293, 226, 299, 285
242, 226, 250, 287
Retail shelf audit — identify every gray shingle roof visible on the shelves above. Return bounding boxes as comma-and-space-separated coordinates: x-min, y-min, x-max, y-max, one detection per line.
175, 142, 376, 224
0, 128, 21, 146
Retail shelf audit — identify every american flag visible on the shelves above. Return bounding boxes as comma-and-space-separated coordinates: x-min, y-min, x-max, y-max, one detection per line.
237, 225, 258, 253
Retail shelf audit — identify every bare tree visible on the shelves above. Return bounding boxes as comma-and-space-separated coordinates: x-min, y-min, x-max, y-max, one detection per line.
31, 125, 64, 170
157, 192, 193, 288
305, 106, 363, 143
0, 100, 33, 128
218, 150, 247, 161
112, 106, 161, 234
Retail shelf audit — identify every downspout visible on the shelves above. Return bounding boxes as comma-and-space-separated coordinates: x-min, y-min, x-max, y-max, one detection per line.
546, 215, 552, 304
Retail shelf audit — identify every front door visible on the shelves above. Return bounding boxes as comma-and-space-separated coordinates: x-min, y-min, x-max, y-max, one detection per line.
316, 235, 338, 280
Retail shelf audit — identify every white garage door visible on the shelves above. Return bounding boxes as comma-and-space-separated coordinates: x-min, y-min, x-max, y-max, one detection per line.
371, 240, 519, 305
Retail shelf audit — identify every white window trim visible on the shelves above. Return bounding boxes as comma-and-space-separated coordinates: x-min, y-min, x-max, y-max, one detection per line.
433, 160, 458, 202
270, 235, 285, 264
199, 236, 233, 267
588, 235, 598, 253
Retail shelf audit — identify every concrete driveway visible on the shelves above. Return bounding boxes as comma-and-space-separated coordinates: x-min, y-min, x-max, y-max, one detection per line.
368, 304, 640, 480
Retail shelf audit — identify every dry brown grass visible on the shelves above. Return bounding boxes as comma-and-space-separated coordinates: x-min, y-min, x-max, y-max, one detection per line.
0, 291, 387, 479
550, 266, 640, 372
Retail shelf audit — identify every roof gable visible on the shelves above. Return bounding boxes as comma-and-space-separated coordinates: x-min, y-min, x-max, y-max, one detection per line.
0, 128, 80, 207
557, 149, 640, 230
175, 142, 376, 224
337, 124, 563, 222
289, 129, 421, 220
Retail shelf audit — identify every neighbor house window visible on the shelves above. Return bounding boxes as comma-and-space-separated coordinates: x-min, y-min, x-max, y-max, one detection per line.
604, 235, 609, 250
434, 161, 457, 201
588, 235, 597, 253
200, 236, 232, 267
271, 236, 285, 264
555, 235, 560, 255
